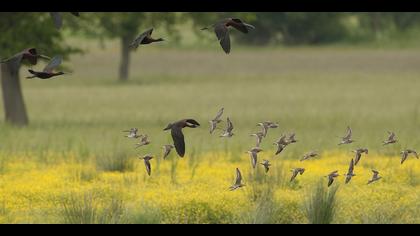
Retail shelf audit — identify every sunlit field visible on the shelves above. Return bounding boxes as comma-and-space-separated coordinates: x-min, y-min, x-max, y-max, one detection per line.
1, 39, 420, 223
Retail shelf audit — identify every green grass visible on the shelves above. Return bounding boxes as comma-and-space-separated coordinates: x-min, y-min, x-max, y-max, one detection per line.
305, 180, 339, 224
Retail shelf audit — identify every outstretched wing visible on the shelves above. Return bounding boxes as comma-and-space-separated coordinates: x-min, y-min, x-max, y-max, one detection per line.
214, 24, 230, 54
171, 126, 185, 157
290, 170, 298, 182
186, 119, 200, 126
50, 12, 63, 29
228, 18, 249, 33
43, 55, 62, 73
144, 160, 151, 176
388, 131, 395, 140
343, 126, 352, 140
214, 107, 224, 121
251, 152, 257, 168
226, 117, 233, 132
348, 159, 354, 174
235, 168, 242, 185
130, 28, 153, 49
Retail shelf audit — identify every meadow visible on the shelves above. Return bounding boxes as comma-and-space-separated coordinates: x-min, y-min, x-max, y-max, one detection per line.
1, 39, 420, 223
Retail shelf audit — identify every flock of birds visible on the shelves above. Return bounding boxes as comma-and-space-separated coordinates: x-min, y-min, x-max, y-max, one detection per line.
0, 13, 416, 191
124, 106, 416, 191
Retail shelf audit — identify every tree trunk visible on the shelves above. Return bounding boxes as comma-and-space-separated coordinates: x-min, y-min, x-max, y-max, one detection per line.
119, 36, 131, 82
1, 63, 29, 126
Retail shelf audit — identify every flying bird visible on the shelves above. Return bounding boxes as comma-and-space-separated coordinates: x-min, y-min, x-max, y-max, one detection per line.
338, 126, 354, 145
326, 170, 339, 187
135, 135, 150, 148
139, 154, 153, 176
201, 18, 255, 54
1, 48, 50, 74
301, 151, 318, 161
229, 168, 245, 191
352, 148, 368, 166
287, 133, 298, 144
163, 119, 200, 157
50, 12, 80, 30
257, 121, 279, 137
123, 128, 141, 139
250, 131, 264, 147
368, 170, 381, 185
129, 28, 164, 49
383, 131, 397, 145
26, 55, 66, 79
344, 159, 355, 184
260, 159, 271, 173
273, 134, 288, 155
246, 147, 263, 169
290, 168, 305, 182
400, 149, 419, 165
220, 117, 234, 138
209, 108, 224, 134
162, 144, 175, 160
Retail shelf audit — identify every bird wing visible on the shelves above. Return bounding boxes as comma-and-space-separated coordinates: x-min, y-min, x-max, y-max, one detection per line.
50, 12, 63, 29
275, 145, 284, 155
388, 132, 395, 140
43, 55, 62, 73
171, 126, 185, 157
130, 28, 153, 49
343, 126, 352, 140
235, 168, 242, 185
186, 119, 200, 126
290, 170, 298, 182
251, 152, 257, 168
209, 121, 216, 134
226, 117, 233, 132
372, 170, 379, 178
214, 24, 230, 54
144, 160, 151, 176
214, 108, 224, 121
328, 177, 334, 187
227, 18, 249, 33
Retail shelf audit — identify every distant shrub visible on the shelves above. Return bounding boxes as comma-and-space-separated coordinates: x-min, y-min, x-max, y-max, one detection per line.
305, 180, 338, 224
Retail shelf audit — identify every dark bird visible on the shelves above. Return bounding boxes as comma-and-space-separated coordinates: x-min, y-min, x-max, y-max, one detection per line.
257, 121, 279, 137
129, 28, 164, 49
344, 159, 355, 184
383, 131, 397, 145
229, 168, 245, 191
368, 170, 381, 185
290, 168, 305, 182
273, 134, 288, 155
338, 126, 354, 145
163, 119, 200, 157
162, 144, 175, 160
326, 170, 339, 187
26, 55, 66, 79
260, 159, 271, 173
1, 48, 50, 74
209, 108, 224, 134
220, 117, 234, 138
50, 12, 80, 30
301, 151, 318, 161
287, 133, 298, 144
139, 154, 153, 176
123, 128, 141, 139
246, 147, 263, 169
352, 148, 368, 166
201, 18, 255, 54
135, 135, 150, 148
400, 149, 419, 165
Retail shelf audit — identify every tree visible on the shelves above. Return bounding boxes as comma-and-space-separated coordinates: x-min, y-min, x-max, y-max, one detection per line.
0, 12, 79, 126
85, 13, 179, 81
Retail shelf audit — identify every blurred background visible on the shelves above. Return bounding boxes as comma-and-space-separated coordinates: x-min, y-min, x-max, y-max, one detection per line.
1, 12, 420, 160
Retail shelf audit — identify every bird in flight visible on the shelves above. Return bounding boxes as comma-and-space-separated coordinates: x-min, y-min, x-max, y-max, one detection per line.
26, 55, 67, 80
301, 151, 318, 161
229, 168, 245, 191
139, 154, 153, 176
201, 18, 255, 54
400, 149, 418, 165
273, 134, 289, 155
164, 119, 200, 157
352, 148, 368, 166
326, 170, 339, 187
344, 159, 355, 184
338, 126, 354, 145
383, 131, 397, 145
250, 131, 264, 147
367, 170, 381, 185
246, 147, 263, 169
162, 144, 175, 160
220, 117, 234, 138
257, 121, 279, 137
123, 128, 141, 139
260, 159, 271, 173
290, 168, 305, 182
129, 28, 164, 50
1, 48, 50, 74
209, 108, 224, 134
135, 135, 151, 148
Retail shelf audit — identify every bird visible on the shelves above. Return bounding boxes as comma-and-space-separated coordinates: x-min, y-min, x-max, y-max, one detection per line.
229, 168, 245, 191
50, 12, 80, 30
250, 131, 264, 147
368, 170, 381, 185
1, 48, 50, 74
123, 128, 141, 139
246, 147, 263, 169
290, 168, 305, 182
383, 131, 397, 145
220, 117, 234, 138
257, 121, 279, 137
139, 154, 153, 176
301, 151, 318, 161
400, 149, 419, 165
344, 159, 355, 184
163, 119, 200, 157
273, 134, 289, 155
201, 18, 255, 54
338, 126, 354, 145
260, 159, 271, 173
352, 148, 368, 166
26, 55, 66, 79
135, 135, 150, 148
129, 28, 164, 49
326, 170, 339, 187
286, 133, 298, 144
209, 108, 224, 134
162, 144, 175, 160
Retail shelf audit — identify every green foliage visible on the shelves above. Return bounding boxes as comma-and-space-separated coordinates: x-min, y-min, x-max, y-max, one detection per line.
305, 180, 338, 224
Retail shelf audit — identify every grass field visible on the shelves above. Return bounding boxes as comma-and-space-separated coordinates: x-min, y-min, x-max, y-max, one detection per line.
1, 39, 420, 223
